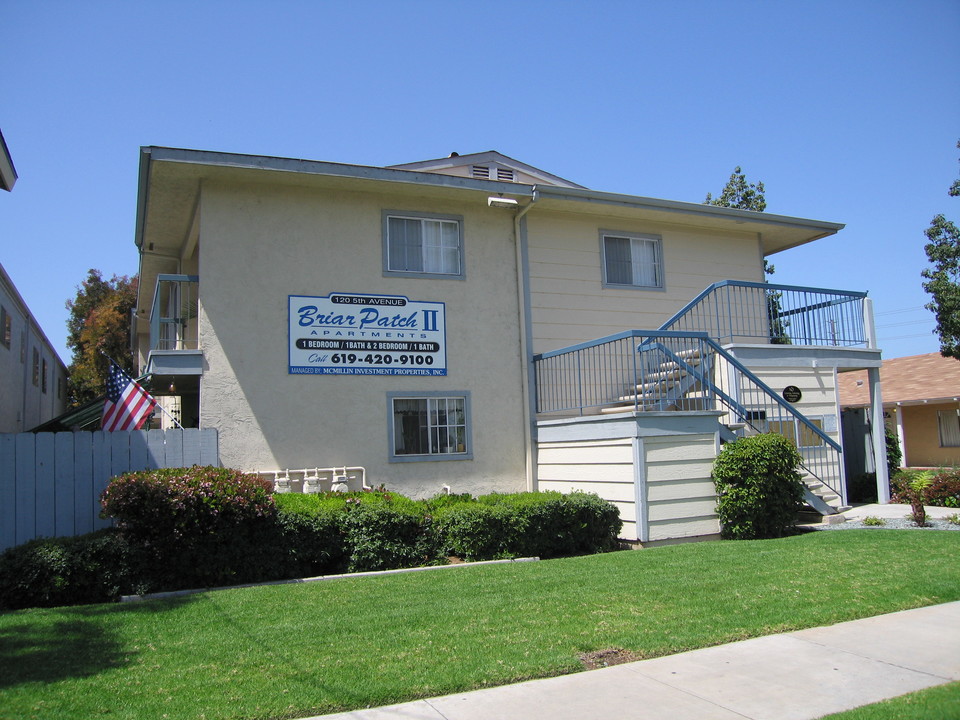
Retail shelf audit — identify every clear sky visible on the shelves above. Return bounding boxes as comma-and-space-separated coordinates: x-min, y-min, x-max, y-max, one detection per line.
2, 0, 958, 365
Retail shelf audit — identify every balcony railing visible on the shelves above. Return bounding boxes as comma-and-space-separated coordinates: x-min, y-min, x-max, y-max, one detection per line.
659, 280, 868, 347
149, 274, 199, 351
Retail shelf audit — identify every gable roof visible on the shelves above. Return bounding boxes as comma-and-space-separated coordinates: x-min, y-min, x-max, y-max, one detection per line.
838, 352, 960, 407
387, 150, 586, 189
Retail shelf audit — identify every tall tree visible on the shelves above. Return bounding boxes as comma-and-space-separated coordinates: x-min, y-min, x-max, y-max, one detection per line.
65, 269, 138, 406
705, 166, 772, 273
705, 166, 767, 213
921, 141, 960, 360
705, 167, 788, 342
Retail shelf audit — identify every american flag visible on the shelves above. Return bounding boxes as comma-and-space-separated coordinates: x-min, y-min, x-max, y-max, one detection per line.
102, 362, 157, 431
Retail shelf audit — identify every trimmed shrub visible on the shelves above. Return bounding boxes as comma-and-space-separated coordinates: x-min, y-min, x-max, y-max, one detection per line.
100, 466, 279, 590
341, 504, 436, 572
436, 491, 621, 560
0, 530, 139, 610
713, 433, 805, 540
434, 503, 525, 561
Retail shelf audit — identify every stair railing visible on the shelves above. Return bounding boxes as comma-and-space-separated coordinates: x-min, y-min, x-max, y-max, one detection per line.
657, 280, 868, 347
533, 330, 845, 505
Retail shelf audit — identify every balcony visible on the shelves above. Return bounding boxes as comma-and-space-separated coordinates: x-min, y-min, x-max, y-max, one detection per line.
143, 274, 202, 378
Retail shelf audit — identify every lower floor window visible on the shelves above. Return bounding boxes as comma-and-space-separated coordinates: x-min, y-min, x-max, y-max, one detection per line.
389, 393, 470, 460
938, 410, 960, 447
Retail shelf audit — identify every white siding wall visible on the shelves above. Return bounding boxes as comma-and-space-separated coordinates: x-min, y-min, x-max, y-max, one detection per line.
526, 215, 763, 353
537, 414, 722, 543
0, 268, 68, 433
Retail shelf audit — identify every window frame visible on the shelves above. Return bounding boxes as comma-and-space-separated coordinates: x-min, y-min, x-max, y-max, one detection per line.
382, 210, 465, 280
387, 391, 473, 462
31, 348, 39, 386
1, 305, 10, 349
600, 230, 665, 290
937, 409, 960, 448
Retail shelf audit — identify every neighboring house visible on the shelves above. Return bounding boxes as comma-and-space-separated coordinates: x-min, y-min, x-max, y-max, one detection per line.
0, 129, 16, 192
132, 148, 887, 543
0, 263, 69, 432
838, 352, 960, 469
0, 133, 69, 432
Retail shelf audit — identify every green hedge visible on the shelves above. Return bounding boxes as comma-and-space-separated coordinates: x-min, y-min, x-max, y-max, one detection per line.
0, 470, 622, 611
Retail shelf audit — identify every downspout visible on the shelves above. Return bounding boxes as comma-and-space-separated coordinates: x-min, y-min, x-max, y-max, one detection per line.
514, 189, 538, 491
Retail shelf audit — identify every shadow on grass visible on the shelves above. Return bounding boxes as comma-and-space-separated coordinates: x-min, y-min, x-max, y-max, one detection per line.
0, 596, 197, 689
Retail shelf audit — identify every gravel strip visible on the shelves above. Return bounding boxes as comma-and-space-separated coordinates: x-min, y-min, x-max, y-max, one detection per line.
810, 516, 960, 531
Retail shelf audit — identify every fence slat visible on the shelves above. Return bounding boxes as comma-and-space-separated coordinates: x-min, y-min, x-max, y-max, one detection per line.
54, 433, 75, 538
200, 429, 218, 466
1, 429, 220, 550
182, 429, 201, 465
14, 434, 37, 546
0, 434, 16, 551
73, 432, 94, 535
164, 430, 184, 467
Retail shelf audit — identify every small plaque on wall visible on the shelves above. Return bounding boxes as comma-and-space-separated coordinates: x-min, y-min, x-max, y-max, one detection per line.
782, 385, 802, 403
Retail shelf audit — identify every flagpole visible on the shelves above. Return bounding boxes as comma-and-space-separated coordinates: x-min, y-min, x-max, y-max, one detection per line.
99, 351, 184, 430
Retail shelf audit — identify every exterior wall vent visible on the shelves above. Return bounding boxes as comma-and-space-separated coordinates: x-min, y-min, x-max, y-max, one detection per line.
497, 167, 515, 182
471, 165, 490, 178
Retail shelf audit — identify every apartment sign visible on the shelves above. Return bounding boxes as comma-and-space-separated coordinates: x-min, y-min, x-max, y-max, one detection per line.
288, 293, 446, 376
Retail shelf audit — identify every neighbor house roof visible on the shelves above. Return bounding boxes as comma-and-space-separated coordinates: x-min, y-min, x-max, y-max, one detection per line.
0, 129, 17, 192
837, 352, 960, 407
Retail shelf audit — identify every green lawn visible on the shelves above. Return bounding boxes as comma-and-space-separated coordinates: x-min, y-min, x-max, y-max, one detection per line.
817, 681, 960, 720
1, 530, 958, 720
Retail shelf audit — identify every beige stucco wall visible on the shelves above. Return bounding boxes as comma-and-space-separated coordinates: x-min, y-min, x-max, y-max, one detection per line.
526, 214, 764, 353
196, 180, 527, 498
897, 403, 960, 468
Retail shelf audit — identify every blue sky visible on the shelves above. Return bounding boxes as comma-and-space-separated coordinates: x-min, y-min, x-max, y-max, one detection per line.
2, 0, 958, 364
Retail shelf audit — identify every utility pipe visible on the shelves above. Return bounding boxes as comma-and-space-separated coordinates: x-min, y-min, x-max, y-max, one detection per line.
514, 189, 538, 491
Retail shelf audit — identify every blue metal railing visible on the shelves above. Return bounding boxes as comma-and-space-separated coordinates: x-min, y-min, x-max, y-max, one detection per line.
150, 274, 200, 351
659, 280, 867, 347
533, 330, 845, 504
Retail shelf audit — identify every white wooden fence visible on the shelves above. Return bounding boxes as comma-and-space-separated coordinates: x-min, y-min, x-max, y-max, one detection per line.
0, 429, 218, 551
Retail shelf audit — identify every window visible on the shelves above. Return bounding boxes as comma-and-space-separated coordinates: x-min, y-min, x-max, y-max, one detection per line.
601, 232, 663, 288
389, 392, 471, 461
31, 348, 39, 386
938, 410, 960, 447
1, 305, 10, 349
41, 358, 48, 394
384, 212, 464, 278
763, 416, 826, 449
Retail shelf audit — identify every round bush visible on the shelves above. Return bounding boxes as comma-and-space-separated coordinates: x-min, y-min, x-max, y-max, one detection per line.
712, 433, 805, 540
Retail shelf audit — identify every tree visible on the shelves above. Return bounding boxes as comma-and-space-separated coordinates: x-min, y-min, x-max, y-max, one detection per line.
921, 141, 960, 360
705, 165, 767, 213
705, 167, 789, 341
65, 269, 139, 406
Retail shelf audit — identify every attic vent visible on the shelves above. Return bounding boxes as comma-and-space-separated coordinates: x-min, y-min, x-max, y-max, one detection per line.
497, 168, 515, 182
471, 165, 490, 178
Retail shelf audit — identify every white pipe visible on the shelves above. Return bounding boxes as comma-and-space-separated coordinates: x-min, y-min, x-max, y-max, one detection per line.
514, 190, 538, 492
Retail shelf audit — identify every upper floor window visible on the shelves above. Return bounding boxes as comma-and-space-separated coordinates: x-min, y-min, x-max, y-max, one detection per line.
41, 358, 48, 394
32, 348, 39, 386
1, 305, 10, 349
383, 212, 464, 279
601, 232, 663, 289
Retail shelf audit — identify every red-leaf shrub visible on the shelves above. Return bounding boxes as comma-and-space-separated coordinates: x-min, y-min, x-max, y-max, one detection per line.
100, 466, 278, 589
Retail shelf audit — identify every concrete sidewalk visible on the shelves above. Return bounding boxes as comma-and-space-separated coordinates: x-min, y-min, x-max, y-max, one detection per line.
310, 601, 960, 720
841, 502, 959, 521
